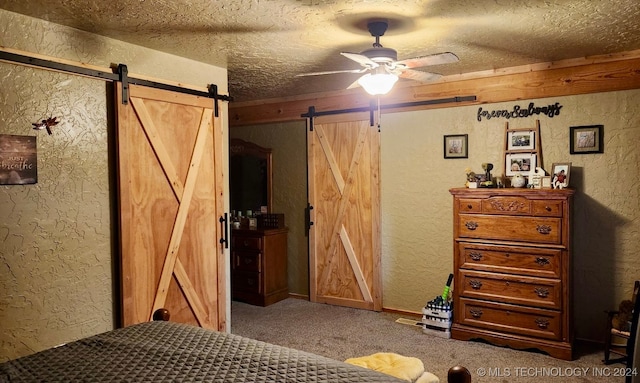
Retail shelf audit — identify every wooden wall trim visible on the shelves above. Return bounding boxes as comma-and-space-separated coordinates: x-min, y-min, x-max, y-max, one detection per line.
229, 52, 640, 127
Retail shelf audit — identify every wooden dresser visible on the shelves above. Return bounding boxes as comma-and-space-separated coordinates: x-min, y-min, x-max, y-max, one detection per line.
231, 227, 288, 306
450, 188, 575, 360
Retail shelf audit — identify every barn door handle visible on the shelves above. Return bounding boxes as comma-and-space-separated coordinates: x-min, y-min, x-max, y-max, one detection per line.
219, 213, 228, 249
305, 203, 314, 236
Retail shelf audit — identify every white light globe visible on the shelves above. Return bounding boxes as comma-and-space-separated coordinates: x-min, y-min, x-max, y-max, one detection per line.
357, 73, 399, 95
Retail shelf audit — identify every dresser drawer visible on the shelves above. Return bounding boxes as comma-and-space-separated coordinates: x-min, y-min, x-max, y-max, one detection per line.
458, 198, 482, 213
458, 214, 562, 244
458, 298, 562, 340
458, 243, 562, 278
233, 252, 262, 272
232, 271, 262, 294
482, 196, 530, 215
532, 200, 563, 217
233, 235, 262, 251
459, 270, 561, 309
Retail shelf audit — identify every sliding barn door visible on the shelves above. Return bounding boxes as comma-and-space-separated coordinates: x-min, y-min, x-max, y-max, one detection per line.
116, 84, 225, 331
308, 112, 381, 311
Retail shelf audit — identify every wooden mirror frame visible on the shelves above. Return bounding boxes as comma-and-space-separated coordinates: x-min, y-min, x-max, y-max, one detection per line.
229, 138, 273, 214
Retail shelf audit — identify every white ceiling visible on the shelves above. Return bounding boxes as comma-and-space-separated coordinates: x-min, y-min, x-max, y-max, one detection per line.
2, 0, 640, 102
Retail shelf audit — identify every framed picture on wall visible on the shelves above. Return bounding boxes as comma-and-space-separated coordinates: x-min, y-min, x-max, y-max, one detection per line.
570, 125, 603, 154
505, 153, 536, 176
443, 134, 468, 159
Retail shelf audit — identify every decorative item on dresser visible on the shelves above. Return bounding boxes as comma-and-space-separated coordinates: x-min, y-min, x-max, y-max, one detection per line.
231, 226, 289, 306
449, 187, 575, 360
502, 120, 543, 186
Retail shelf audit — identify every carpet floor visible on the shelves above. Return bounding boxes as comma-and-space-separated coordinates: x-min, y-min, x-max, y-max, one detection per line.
230, 298, 628, 383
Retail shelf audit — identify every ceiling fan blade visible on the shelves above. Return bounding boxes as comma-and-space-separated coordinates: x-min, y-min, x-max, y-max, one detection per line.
395, 52, 459, 69
398, 69, 443, 83
296, 68, 367, 77
346, 77, 362, 90
340, 52, 379, 68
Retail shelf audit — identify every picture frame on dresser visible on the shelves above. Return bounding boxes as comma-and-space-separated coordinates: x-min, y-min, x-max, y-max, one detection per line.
551, 162, 571, 189
443, 134, 468, 159
507, 130, 535, 151
505, 153, 536, 176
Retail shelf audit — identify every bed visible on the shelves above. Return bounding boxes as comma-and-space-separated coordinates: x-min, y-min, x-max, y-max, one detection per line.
0, 318, 471, 383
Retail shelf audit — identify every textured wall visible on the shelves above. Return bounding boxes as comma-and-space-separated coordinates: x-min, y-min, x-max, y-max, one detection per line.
231, 91, 640, 342
229, 122, 309, 296
0, 64, 112, 361
381, 91, 640, 341
0, 9, 228, 361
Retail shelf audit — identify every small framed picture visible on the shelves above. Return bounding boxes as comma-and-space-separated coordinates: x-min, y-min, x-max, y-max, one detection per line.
444, 134, 468, 159
505, 153, 536, 176
570, 125, 603, 154
551, 162, 571, 189
541, 176, 552, 189
507, 130, 535, 150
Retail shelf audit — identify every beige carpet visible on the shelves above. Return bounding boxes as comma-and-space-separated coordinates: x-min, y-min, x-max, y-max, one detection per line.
230, 298, 625, 383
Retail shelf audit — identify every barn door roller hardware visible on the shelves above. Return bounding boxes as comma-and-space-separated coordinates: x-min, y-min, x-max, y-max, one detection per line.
0, 49, 231, 110
302, 95, 477, 130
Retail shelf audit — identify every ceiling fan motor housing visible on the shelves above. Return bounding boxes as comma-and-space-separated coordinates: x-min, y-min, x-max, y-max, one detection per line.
362, 47, 397, 63
367, 20, 389, 38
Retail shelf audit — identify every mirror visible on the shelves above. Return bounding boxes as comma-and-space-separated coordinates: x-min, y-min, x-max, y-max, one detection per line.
229, 138, 272, 214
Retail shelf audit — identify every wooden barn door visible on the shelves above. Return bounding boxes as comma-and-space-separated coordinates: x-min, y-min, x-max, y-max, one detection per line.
115, 84, 225, 330
308, 112, 381, 311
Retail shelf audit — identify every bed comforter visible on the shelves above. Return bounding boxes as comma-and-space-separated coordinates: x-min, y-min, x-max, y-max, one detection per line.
0, 321, 405, 382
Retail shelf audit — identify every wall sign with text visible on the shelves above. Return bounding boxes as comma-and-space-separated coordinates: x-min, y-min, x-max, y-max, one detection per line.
0, 134, 37, 185
477, 102, 563, 122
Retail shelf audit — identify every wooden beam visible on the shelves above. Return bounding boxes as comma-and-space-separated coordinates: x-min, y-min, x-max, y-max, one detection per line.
229, 52, 640, 126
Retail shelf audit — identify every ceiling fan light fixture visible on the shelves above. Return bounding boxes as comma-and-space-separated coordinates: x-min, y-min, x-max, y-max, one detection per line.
357, 72, 399, 95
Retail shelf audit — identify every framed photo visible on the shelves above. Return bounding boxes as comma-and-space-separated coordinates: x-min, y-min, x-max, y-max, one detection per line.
541, 176, 552, 189
505, 153, 536, 176
508, 130, 535, 150
570, 125, 603, 154
444, 134, 468, 159
551, 162, 571, 189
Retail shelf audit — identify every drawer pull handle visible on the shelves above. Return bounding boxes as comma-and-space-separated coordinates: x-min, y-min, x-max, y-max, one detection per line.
470, 308, 483, 318
535, 257, 550, 266
535, 318, 550, 329
534, 287, 550, 298
469, 280, 483, 289
467, 204, 473, 209
469, 252, 483, 261
545, 206, 552, 212
536, 225, 552, 235
465, 221, 478, 230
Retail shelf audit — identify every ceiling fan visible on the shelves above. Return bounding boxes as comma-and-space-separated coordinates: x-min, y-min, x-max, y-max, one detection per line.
296, 20, 459, 95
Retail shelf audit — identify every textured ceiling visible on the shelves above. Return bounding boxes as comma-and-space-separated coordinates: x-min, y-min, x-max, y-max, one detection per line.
2, 0, 640, 102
